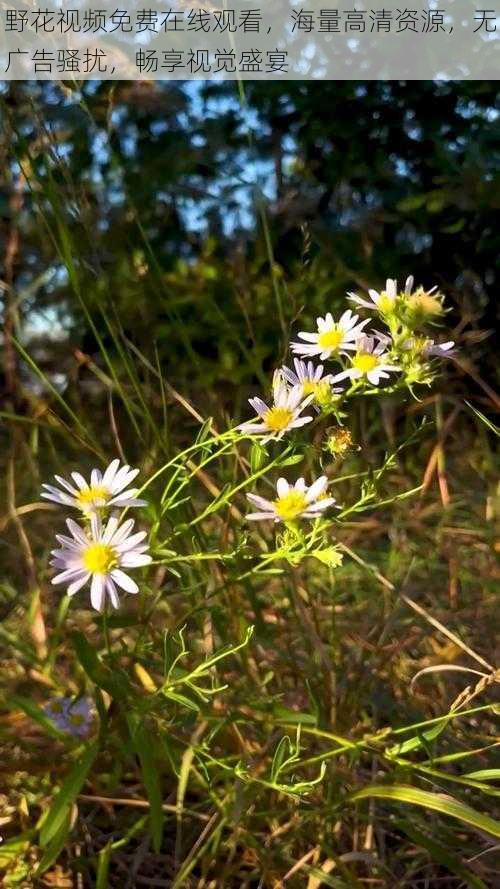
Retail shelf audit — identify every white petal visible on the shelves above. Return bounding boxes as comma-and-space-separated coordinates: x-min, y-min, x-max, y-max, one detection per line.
41, 490, 74, 506
90, 468, 102, 487
107, 518, 135, 545
105, 577, 120, 609
306, 476, 328, 502
297, 332, 319, 343
238, 422, 269, 434
54, 475, 79, 495
55, 534, 82, 550
90, 574, 106, 611
331, 370, 353, 383
66, 519, 88, 544
249, 397, 269, 416
110, 496, 147, 508
90, 514, 103, 540
110, 569, 139, 594
286, 386, 304, 411
67, 572, 91, 596
102, 515, 120, 543
281, 366, 298, 386
276, 478, 289, 498
71, 472, 89, 490
52, 567, 84, 585
115, 530, 147, 552
247, 493, 273, 510
289, 415, 313, 428
101, 459, 122, 487
111, 466, 140, 494
247, 511, 276, 520
120, 552, 152, 567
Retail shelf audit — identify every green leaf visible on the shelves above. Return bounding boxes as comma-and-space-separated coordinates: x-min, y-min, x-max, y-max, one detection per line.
39, 742, 98, 846
250, 440, 267, 473
36, 811, 72, 875
350, 784, 500, 838
127, 716, 164, 853
278, 453, 304, 466
464, 769, 500, 782
387, 717, 448, 756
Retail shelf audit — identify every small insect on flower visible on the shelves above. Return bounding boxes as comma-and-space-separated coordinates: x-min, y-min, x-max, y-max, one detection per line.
41, 458, 147, 515
246, 476, 336, 522
44, 696, 95, 738
332, 335, 400, 387
238, 370, 314, 442
51, 515, 152, 611
290, 310, 369, 361
281, 358, 342, 411
348, 277, 402, 315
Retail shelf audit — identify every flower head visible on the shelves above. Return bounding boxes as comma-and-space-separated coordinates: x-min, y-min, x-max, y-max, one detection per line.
324, 427, 354, 459
332, 335, 400, 387
44, 696, 95, 738
422, 339, 455, 359
246, 476, 336, 522
51, 514, 152, 611
281, 358, 342, 411
290, 310, 369, 361
396, 278, 445, 326
238, 370, 314, 442
41, 459, 147, 515
348, 277, 402, 315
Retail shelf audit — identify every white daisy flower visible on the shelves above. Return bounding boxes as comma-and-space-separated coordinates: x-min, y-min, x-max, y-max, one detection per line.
290, 310, 369, 361
281, 358, 343, 410
41, 459, 147, 515
348, 277, 405, 313
238, 370, 314, 441
50, 515, 152, 611
332, 335, 400, 387
246, 476, 336, 522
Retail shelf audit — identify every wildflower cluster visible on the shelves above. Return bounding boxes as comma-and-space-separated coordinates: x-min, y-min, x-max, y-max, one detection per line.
44, 695, 95, 738
239, 275, 454, 524
43, 459, 151, 612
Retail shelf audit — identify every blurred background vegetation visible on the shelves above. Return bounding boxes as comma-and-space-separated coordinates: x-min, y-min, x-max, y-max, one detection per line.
0, 80, 499, 887
1, 80, 498, 400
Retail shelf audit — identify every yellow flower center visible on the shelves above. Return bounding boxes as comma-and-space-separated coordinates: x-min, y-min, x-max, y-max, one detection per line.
82, 543, 117, 574
352, 352, 379, 374
50, 701, 63, 714
264, 406, 294, 432
76, 485, 110, 509
273, 491, 308, 521
302, 379, 331, 405
69, 713, 85, 727
318, 328, 344, 351
408, 291, 443, 317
